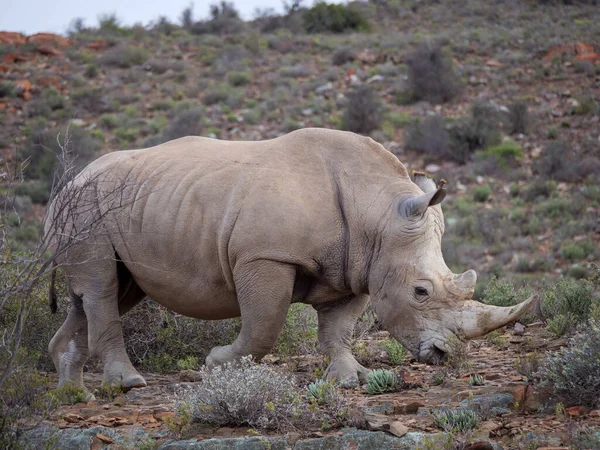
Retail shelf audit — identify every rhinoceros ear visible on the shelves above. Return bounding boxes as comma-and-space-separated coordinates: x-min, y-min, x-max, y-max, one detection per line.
413, 171, 437, 194
401, 175, 447, 218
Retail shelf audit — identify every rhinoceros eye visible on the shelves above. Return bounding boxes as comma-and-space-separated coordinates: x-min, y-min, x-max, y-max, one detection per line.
414, 287, 429, 297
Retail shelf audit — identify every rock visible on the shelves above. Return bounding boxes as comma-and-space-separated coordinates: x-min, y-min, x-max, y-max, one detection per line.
70, 119, 85, 127
315, 82, 333, 94
363, 401, 394, 415
27, 32, 72, 47
513, 323, 525, 336
294, 430, 429, 450
566, 405, 587, 416
394, 402, 423, 415
460, 392, 514, 418
365, 413, 390, 431
13, 79, 32, 100
0, 31, 27, 45
465, 441, 496, 450
425, 164, 440, 173
366, 75, 384, 84
179, 369, 202, 382
112, 395, 126, 407
388, 421, 409, 437
37, 45, 62, 56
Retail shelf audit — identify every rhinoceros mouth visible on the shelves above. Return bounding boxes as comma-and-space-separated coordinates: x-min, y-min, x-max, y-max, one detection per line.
419, 344, 448, 365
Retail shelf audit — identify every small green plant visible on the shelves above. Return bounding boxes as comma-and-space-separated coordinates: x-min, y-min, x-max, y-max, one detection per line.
561, 240, 596, 262
445, 336, 471, 376
432, 408, 479, 432
177, 355, 199, 371
513, 351, 542, 382
95, 382, 124, 401
483, 276, 532, 308
485, 330, 506, 346
47, 381, 88, 405
228, 71, 251, 87
469, 374, 484, 386
481, 141, 523, 168
431, 371, 445, 386
382, 338, 406, 365
306, 379, 338, 406
165, 403, 192, 438
366, 369, 397, 395
541, 278, 598, 336
546, 313, 578, 338
472, 184, 491, 202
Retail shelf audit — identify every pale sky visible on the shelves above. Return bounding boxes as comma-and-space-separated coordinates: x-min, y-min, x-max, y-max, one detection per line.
1, 0, 288, 35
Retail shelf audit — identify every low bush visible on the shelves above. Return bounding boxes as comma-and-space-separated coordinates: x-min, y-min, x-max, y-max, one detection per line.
228, 71, 251, 87
342, 86, 383, 134
303, 2, 370, 33
482, 276, 533, 308
161, 108, 203, 142
480, 141, 523, 169
274, 304, 318, 358
190, 1, 243, 35
99, 45, 149, 68
178, 357, 348, 430
71, 87, 111, 115
541, 277, 598, 337
406, 43, 461, 105
332, 46, 356, 66
561, 240, 596, 262
472, 184, 491, 202
537, 320, 600, 409
382, 338, 406, 365
508, 101, 529, 135
536, 141, 583, 182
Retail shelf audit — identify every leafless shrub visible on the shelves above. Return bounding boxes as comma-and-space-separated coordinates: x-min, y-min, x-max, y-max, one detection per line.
342, 86, 383, 134
508, 101, 529, 135
177, 356, 348, 430
406, 43, 461, 104
1, 129, 142, 445
332, 46, 356, 66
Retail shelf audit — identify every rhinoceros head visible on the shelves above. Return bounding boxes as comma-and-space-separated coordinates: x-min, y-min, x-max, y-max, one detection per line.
369, 172, 538, 364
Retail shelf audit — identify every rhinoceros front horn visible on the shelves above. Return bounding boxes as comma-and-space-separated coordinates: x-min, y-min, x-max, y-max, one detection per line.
457, 294, 540, 339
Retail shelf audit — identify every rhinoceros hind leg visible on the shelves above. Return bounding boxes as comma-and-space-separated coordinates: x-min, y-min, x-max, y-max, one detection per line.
67, 252, 147, 390
49, 292, 93, 398
315, 294, 371, 387
206, 261, 295, 367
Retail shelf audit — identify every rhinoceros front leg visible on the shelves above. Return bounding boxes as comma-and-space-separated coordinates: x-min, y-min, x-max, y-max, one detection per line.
315, 294, 371, 387
206, 261, 295, 366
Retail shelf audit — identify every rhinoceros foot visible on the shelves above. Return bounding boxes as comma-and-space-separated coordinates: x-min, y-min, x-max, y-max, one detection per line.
326, 356, 371, 388
103, 361, 147, 390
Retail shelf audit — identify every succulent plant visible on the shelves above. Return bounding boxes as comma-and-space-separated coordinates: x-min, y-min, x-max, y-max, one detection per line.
432, 408, 479, 432
469, 374, 484, 386
306, 379, 336, 405
366, 369, 397, 395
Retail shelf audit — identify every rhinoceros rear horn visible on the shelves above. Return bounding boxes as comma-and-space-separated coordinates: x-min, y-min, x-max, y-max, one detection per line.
400, 182, 446, 218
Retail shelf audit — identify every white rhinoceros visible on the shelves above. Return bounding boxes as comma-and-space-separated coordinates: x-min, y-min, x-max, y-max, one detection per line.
45, 128, 537, 392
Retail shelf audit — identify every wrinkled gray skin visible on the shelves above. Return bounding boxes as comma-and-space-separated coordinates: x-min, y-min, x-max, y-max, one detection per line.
46, 128, 537, 393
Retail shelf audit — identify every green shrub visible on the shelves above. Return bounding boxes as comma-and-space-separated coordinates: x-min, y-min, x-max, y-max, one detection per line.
537, 320, 600, 408
99, 45, 149, 68
481, 141, 522, 168
342, 86, 383, 135
406, 43, 461, 105
541, 278, 598, 336
561, 240, 596, 261
71, 87, 111, 114
203, 84, 230, 105
176, 356, 199, 371
303, 2, 370, 33
432, 409, 478, 432
274, 304, 318, 357
513, 351, 542, 382
482, 277, 527, 307
14, 182, 51, 204
228, 71, 251, 87
382, 338, 406, 365
0, 81, 15, 97
366, 369, 397, 394
472, 184, 491, 202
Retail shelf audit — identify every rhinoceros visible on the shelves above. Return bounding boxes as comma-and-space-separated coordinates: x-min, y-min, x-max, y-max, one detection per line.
46, 128, 537, 392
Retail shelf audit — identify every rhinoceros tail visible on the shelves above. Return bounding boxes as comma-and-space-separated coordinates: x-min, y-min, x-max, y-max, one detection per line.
49, 263, 58, 314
